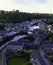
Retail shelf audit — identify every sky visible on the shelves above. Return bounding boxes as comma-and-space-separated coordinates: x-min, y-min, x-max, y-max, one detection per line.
0, 0, 53, 13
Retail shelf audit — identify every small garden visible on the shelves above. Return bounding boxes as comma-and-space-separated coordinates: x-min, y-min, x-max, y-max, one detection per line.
7, 50, 31, 65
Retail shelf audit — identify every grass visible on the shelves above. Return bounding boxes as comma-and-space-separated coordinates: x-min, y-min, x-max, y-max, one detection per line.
7, 51, 31, 65
7, 57, 30, 65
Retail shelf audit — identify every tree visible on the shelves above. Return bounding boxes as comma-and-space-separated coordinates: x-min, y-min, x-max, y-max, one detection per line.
26, 35, 35, 41
0, 10, 53, 23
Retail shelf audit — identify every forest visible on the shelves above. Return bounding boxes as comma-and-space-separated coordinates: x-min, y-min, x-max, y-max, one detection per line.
0, 10, 53, 23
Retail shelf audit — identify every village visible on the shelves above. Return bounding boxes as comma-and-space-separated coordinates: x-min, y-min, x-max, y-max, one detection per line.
0, 18, 53, 65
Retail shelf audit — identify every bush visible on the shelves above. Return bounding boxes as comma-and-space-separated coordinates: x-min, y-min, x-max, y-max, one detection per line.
48, 55, 53, 62
44, 33, 53, 40
26, 35, 35, 41
0, 24, 4, 30
19, 30, 28, 35
46, 20, 53, 24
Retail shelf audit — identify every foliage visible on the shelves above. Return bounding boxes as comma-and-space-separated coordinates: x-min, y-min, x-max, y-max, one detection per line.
26, 35, 35, 41
19, 30, 28, 35
46, 20, 53, 24
0, 10, 53, 23
48, 55, 53, 62
44, 33, 53, 40
0, 24, 4, 29
7, 51, 31, 65
16, 30, 28, 36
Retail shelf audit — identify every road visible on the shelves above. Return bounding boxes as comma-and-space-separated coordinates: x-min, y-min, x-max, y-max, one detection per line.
32, 31, 53, 65
38, 49, 51, 65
